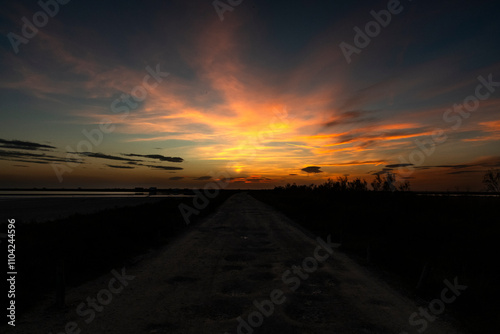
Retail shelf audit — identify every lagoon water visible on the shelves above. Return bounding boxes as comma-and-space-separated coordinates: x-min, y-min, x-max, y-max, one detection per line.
0, 191, 193, 223
0, 190, 194, 198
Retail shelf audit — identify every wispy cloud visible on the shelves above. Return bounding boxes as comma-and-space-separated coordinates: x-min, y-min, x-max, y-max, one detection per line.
106, 164, 135, 169
0, 138, 55, 151
122, 153, 183, 163
301, 166, 323, 174
75, 152, 140, 162
0, 150, 80, 165
147, 165, 183, 171
193, 176, 212, 181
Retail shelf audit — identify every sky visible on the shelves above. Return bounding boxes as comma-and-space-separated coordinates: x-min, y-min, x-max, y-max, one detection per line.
0, 0, 499, 191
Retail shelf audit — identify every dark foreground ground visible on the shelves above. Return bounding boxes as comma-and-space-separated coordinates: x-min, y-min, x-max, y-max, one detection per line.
6, 193, 465, 333
1, 190, 497, 333
0, 191, 236, 317
251, 189, 500, 333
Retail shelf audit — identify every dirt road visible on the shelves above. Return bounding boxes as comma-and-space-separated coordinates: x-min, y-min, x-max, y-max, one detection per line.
15, 193, 463, 333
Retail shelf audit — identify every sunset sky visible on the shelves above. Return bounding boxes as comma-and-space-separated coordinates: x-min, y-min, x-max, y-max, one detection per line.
1, 0, 499, 190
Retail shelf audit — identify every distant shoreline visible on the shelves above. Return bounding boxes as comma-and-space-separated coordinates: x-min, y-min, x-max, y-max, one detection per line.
1, 188, 497, 195
0, 196, 171, 223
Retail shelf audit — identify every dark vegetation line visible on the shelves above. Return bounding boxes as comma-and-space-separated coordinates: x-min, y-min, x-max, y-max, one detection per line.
250, 175, 499, 334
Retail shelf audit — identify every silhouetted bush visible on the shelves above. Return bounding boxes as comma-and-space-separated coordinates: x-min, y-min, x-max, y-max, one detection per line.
275, 176, 409, 193
483, 169, 500, 193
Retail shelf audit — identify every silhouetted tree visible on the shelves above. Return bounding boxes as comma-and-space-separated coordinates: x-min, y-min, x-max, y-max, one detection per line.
483, 169, 500, 193
398, 180, 411, 192
348, 178, 368, 191
371, 174, 383, 191
338, 176, 348, 191
276, 177, 374, 193
371, 172, 410, 192
382, 172, 396, 192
